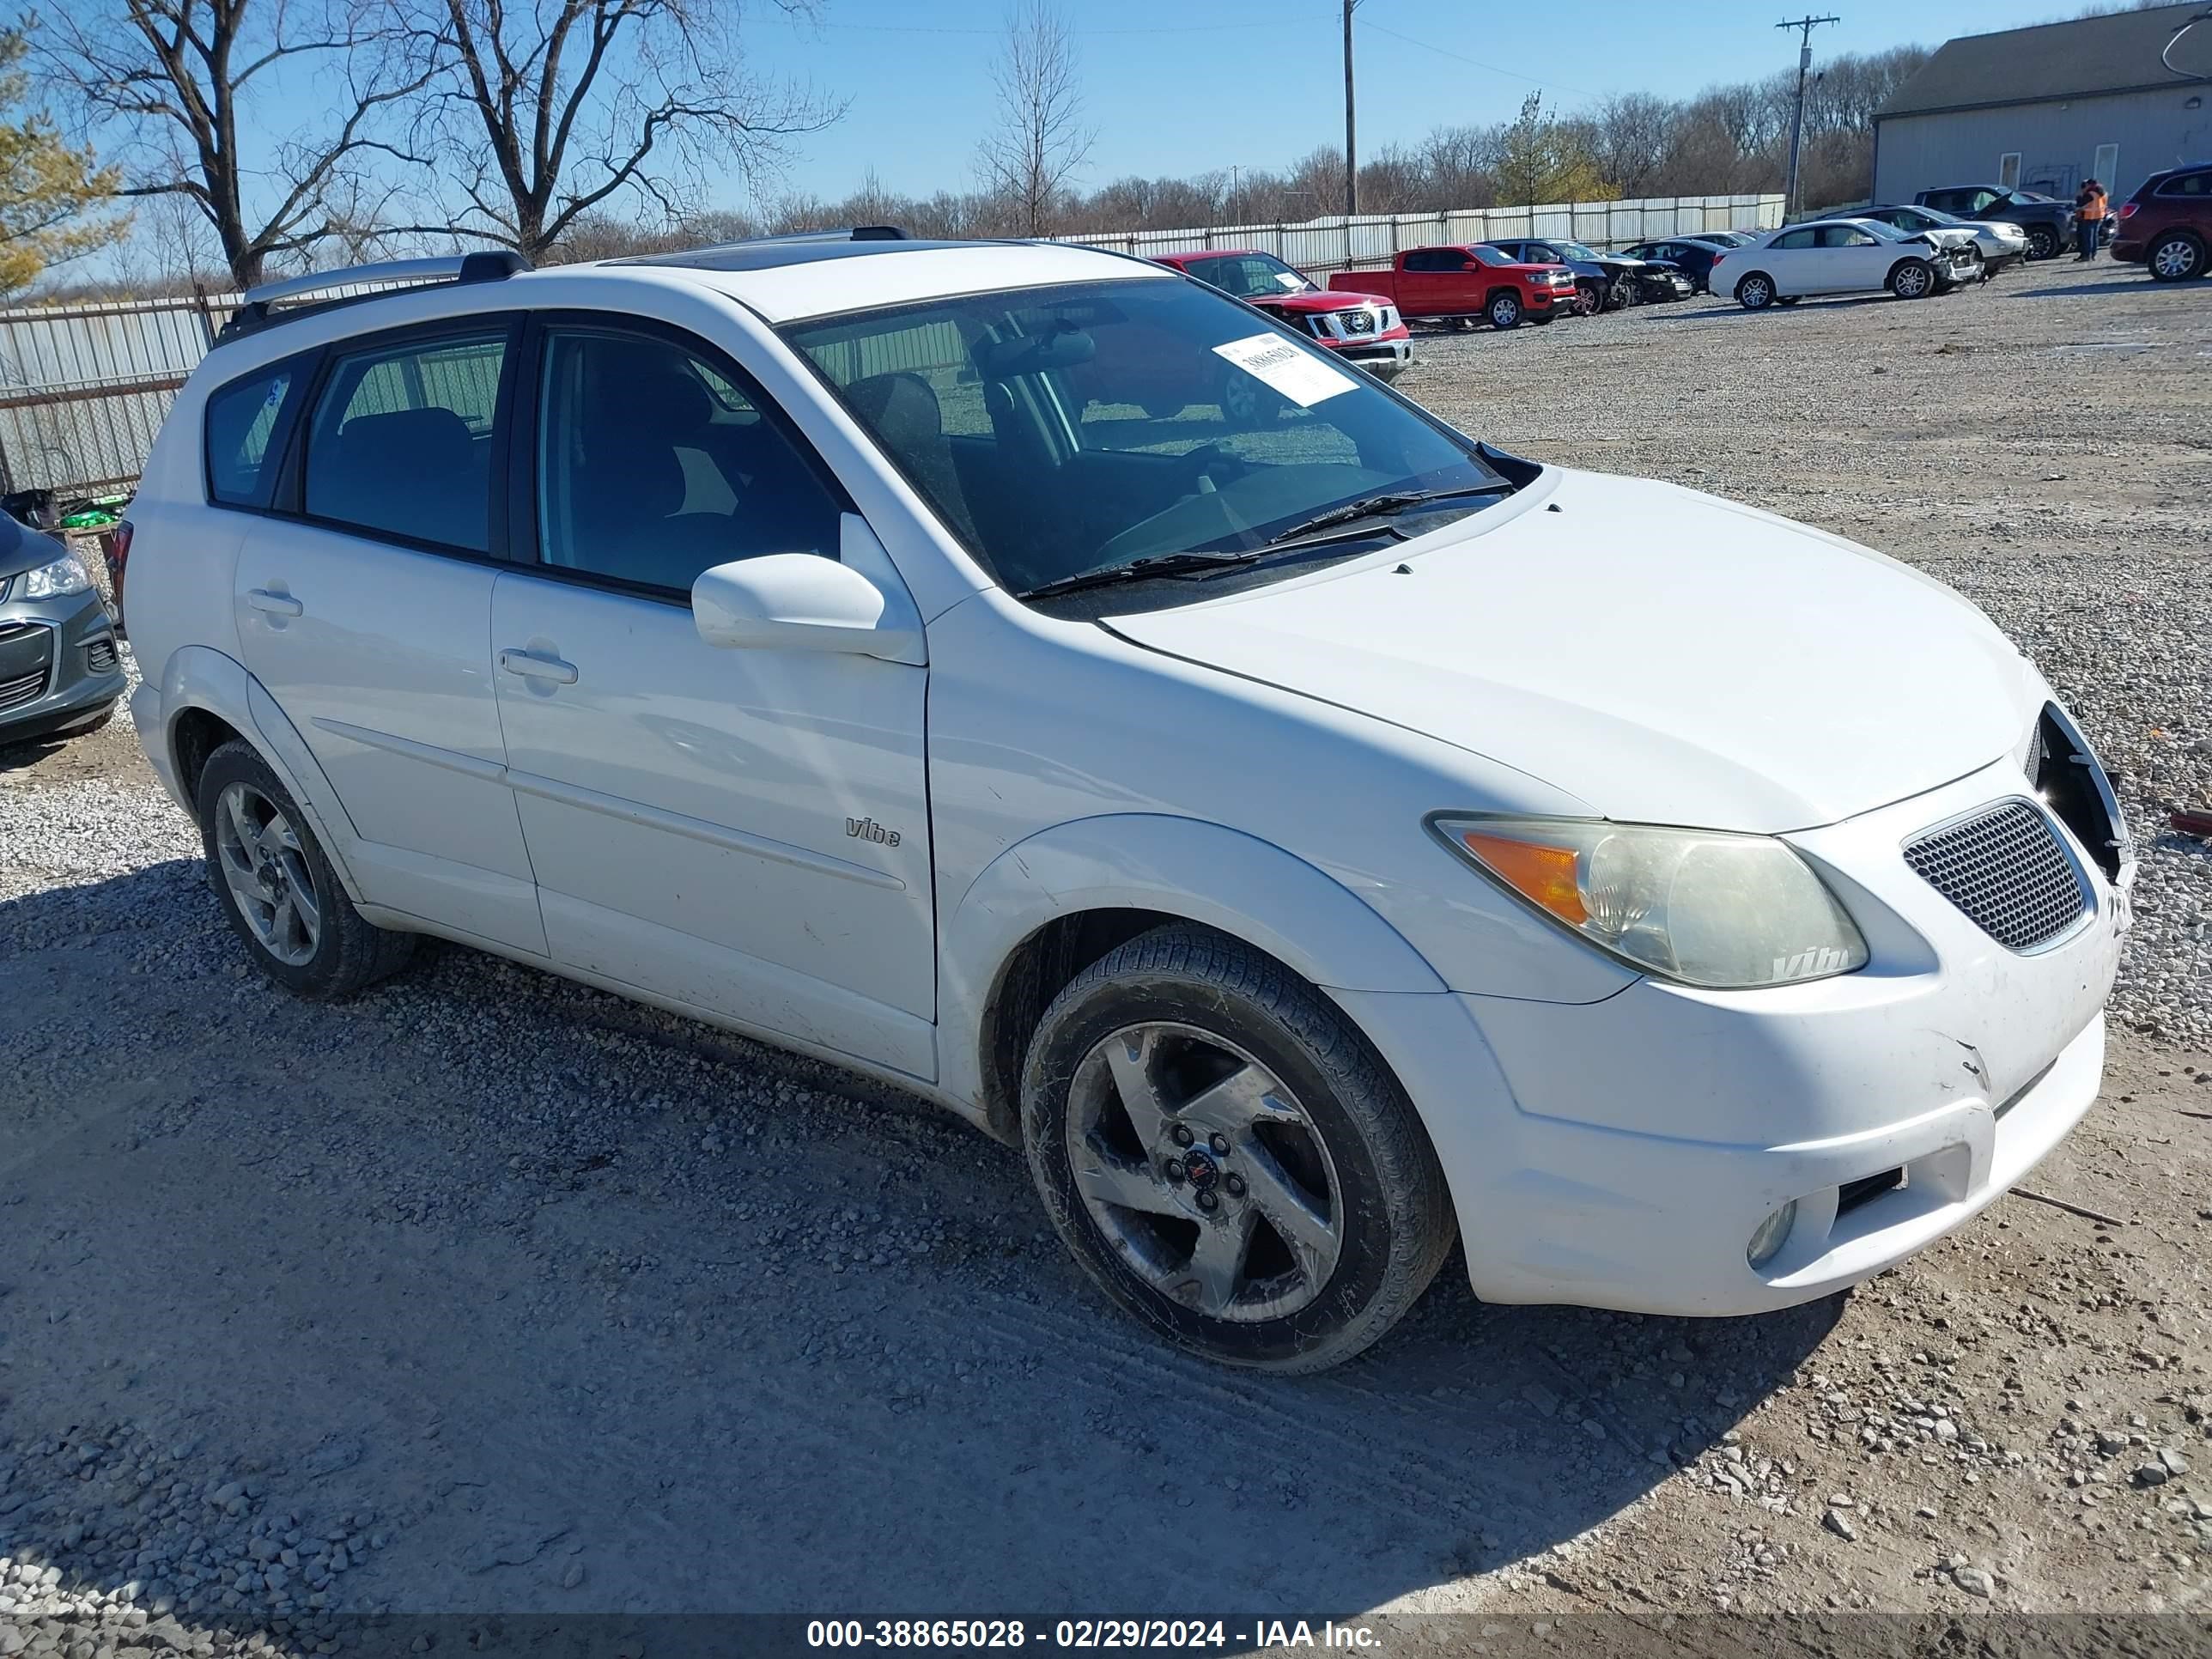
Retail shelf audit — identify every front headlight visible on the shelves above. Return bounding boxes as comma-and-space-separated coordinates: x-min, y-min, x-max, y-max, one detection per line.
20, 553, 92, 599
1430, 816, 1869, 988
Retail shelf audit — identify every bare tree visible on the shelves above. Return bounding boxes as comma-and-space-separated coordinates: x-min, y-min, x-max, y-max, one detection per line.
975, 0, 1093, 237
390, 0, 840, 263
33, 0, 434, 289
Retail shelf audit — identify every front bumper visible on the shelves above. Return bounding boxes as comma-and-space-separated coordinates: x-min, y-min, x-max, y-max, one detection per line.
0, 584, 125, 744
1325, 331, 1413, 376
1340, 753, 2126, 1317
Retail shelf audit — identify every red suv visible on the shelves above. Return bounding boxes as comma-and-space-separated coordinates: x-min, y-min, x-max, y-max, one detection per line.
2112, 162, 2210, 281
1152, 249, 1413, 379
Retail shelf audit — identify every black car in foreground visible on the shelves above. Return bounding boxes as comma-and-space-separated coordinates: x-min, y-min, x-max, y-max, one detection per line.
0, 512, 125, 749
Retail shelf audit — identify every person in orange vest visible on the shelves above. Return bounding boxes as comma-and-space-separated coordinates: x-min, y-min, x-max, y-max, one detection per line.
2075, 179, 2108, 261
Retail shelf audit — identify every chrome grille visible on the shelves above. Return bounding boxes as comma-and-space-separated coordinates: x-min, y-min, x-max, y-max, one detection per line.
1341, 308, 1376, 335
1904, 800, 2087, 951
0, 666, 44, 712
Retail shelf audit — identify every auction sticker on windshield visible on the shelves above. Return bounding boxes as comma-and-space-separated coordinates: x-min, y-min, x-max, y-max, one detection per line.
1212, 334, 1357, 406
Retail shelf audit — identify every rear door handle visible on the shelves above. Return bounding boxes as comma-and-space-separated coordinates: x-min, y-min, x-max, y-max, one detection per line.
246, 588, 303, 617
499, 648, 578, 685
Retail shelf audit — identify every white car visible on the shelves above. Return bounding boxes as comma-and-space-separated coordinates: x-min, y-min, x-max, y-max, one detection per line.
1714, 216, 1984, 308
118, 234, 2130, 1372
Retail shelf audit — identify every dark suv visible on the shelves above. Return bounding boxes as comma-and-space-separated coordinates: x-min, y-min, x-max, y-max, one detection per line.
2112, 162, 2209, 282
1912, 185, 2071, 261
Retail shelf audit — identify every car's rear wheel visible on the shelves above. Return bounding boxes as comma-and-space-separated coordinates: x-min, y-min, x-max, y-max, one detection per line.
1022, 925, 1455, 1373
196, 738, 415, 999
2148, 232, 2205, 282
1889, 258, 1935, 299
1487, 291, 1522, 329
2025, 224, 2060, 261
1735, 272, 1775, 309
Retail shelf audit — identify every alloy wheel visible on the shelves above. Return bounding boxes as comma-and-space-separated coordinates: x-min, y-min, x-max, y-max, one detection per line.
1893, 262, 1931, 298
214, 781, 321, 967
1064, 1022, 1343, 1323
2151, 236, 2202, 280
2027, 225, 2059, 260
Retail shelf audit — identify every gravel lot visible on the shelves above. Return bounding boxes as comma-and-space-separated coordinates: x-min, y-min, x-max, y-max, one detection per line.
3, 254, 2210, 1655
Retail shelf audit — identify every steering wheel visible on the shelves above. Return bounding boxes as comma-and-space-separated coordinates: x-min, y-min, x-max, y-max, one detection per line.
1169, 442, 1255, 495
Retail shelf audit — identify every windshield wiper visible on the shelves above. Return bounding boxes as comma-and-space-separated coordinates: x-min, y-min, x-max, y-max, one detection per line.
1014, 550, 1262, 601
1261, 483, 1514, 548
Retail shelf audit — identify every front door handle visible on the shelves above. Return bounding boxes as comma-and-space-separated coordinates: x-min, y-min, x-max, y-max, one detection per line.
246, 588, 303, 617
499, 648, 578, 685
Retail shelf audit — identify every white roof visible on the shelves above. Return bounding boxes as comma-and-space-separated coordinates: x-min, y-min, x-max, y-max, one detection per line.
666, 242, 1163, 324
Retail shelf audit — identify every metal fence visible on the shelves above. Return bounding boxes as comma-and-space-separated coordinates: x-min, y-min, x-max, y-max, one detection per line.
1056, 193, 1788, 274
0, 191, 1784, 507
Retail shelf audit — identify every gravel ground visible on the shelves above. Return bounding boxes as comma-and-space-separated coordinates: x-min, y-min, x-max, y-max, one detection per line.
3, 253, 2210, 1656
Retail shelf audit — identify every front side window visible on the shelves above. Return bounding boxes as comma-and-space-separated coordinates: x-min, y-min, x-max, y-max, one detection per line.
786, 278, 1508, 605
1819, 226, 1881, 247
1402, 248, 1461, 272
303, 331, 507, 552
204, 362, 296, 507
535, 328, 843, 596
1179, 253, 1316, 299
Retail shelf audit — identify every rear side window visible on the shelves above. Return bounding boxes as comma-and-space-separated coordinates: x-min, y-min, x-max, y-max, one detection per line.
204, 363, 297, 507
1773, 228, 1816, 250
302, 331, 508, 553
2158, 171, 2210, 198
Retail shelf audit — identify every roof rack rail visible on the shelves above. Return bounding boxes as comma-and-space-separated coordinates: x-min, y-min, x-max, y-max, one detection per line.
219, 250, 530, 342
746, 225, 909, 245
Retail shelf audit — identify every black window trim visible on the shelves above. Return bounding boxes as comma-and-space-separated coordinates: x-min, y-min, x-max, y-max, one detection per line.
270, 310, 527, 568
502, 308, 858, 610
201, 349, 318, 515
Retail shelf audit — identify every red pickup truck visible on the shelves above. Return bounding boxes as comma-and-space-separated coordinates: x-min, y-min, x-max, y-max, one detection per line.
1328, 244, 1576, 329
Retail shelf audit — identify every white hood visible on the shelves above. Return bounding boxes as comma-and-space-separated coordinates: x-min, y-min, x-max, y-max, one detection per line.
1105, 471, 2038, 834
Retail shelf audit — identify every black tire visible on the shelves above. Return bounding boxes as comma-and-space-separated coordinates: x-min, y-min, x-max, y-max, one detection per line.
1487, 290, 1522, 329
1735, 271, 1775, 310
2148, 232, 2205, 283
1888, 258, 1935, 300
1573, 280, 1602, 317
2025, 223, 2061, 261
195, 738, 415, 1000
1021, 924, 1455, 1373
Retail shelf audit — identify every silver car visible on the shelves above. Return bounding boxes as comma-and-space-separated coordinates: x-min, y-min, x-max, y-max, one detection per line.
0, 514, 125, 748
1861, 204, 2027, 274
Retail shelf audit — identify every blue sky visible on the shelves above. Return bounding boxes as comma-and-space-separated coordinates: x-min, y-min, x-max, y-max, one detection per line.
743, 0, 2062, 204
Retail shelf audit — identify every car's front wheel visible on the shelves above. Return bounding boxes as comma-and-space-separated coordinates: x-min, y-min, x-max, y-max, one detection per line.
1022, 926, 1455, 1373
2025, 224, 2060, 261
2148, 232, 2205, 282
196, 738, 415, 999
1735, 272, 1775, 309
1487, 291, 1523, 329
1889, 258, 1935, 299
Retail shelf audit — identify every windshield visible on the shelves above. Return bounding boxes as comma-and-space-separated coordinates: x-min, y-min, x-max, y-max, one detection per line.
1174, 252, 1317, 300
783, 278, 1506, 602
